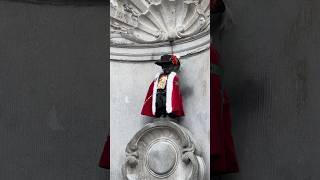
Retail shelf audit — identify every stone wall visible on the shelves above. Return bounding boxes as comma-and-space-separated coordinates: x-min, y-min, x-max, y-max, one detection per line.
0, 1, 108, 180
214, 0, 320, 179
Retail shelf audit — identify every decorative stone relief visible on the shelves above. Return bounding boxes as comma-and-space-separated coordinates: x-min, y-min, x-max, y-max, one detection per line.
122, 118, 205, 180
110, 0, 210, 45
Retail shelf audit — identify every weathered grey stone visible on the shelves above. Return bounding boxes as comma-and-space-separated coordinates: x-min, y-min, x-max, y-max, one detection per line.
110, 0, 210, 61
110, 0, 210, 45
147, 142, 177, 175
122, 118, 205, 180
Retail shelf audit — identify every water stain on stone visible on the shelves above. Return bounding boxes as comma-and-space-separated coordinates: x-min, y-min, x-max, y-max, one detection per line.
47, 105, 64, 131
294, 60, 308, 117
201, 80, 207, 96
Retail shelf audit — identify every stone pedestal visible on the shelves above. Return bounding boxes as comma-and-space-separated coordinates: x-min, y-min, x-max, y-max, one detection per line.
122, 118, 205, 180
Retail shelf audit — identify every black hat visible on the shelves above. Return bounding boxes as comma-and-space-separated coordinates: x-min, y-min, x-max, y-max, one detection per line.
155, 54, 180, 66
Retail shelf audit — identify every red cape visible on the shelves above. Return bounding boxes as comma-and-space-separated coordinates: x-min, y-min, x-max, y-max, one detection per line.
141, 72, 184, 117
98, 135, 110, 169
211, 46, 239, 175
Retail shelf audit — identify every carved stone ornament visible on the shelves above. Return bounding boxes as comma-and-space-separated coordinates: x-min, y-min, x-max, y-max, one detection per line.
122, 118, 206, 180
110, 0, 210, 61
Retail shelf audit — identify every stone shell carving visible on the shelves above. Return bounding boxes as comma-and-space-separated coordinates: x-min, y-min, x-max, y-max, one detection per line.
122, 119, 205, 180
111, 0, 210, 45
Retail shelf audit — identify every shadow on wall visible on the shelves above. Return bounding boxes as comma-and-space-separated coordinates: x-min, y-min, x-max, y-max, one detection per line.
229, 76, 270, 116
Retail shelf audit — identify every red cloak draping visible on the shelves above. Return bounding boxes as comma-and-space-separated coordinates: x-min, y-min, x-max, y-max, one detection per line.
141, 72, 184, 117
211, 46, 239, 175
98, 135, 110, 169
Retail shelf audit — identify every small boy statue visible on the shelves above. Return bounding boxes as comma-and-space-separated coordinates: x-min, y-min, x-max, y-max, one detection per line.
141, 54, 184, 118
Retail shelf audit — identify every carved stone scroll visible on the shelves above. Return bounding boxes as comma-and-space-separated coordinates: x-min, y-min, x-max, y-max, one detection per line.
122, 118, 205, 180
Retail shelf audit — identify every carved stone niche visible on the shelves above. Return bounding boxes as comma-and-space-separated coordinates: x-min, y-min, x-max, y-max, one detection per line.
110, 0, 210, 61
122, 119, 205, 180
111, 0, 210, 44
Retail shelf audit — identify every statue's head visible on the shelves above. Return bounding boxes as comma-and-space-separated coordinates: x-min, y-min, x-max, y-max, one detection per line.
156, 54, 180, 74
